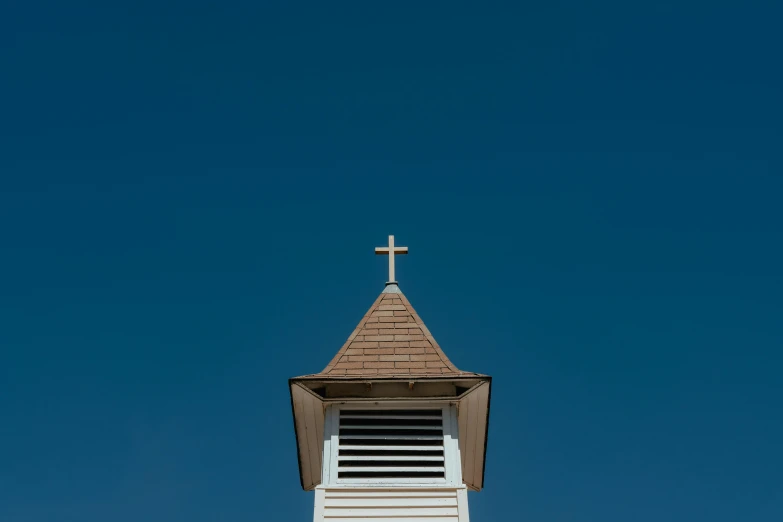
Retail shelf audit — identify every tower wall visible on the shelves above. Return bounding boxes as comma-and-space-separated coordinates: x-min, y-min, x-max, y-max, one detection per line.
313, 402, 471, 521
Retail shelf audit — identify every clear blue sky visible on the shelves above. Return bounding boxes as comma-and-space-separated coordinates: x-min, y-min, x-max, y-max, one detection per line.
1, 1, 781, 521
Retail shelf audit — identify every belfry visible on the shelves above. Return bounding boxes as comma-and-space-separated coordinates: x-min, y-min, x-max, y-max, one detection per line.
290, 236, 491, 521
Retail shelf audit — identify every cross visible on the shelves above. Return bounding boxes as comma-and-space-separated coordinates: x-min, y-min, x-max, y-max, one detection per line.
375, 235, 408, 284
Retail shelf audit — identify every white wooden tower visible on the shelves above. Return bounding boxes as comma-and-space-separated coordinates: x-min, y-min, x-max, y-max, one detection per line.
290, 236, 491, 522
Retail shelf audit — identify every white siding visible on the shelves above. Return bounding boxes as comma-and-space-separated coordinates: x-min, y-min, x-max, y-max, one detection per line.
315, 488, 468, 522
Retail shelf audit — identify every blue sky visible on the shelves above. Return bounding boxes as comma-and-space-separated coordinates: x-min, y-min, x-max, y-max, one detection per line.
1, 1, 781, 521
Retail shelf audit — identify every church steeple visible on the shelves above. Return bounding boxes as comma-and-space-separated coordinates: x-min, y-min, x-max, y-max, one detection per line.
289, 237, 492, 520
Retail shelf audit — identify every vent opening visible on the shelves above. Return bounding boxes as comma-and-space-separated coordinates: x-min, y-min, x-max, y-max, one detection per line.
337, 409, 445, 480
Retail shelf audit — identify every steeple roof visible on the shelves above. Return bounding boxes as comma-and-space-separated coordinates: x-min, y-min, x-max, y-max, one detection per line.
298, 284, 480, 379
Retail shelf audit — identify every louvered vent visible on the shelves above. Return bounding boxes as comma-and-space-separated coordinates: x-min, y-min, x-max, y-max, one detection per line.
338, 409, 445, 480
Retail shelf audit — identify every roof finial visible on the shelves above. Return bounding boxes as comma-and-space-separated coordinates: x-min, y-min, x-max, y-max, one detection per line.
375, 235, 408, 285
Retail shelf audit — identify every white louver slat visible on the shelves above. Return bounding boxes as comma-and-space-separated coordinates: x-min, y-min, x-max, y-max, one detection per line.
337, 409, 446, 481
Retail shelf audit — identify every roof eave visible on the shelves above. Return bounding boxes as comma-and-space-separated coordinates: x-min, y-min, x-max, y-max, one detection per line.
291, 372, 490, 382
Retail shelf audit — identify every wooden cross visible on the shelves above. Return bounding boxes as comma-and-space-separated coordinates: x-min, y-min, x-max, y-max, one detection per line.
375, 235, 408, 283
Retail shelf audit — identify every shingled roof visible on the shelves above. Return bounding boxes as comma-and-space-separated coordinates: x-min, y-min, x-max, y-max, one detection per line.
298, 284, 479, 379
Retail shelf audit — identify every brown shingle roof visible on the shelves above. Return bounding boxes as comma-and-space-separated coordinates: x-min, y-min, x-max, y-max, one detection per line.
304, 284, 477, 379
